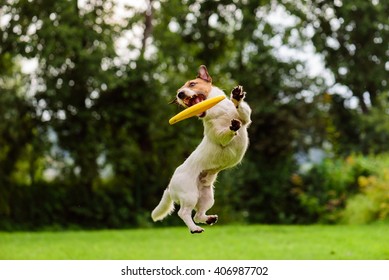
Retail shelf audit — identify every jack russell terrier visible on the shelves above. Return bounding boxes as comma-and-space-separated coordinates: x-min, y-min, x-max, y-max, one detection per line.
152, 65, 251, 233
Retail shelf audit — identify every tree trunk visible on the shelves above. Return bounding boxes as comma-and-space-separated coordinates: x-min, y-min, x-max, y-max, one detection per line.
141, 0, 154, 57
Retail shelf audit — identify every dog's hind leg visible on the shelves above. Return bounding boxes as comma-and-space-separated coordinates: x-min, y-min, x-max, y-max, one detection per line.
194, 172, 218, 225
178, 202, 204, 234
169, 170, 204, 233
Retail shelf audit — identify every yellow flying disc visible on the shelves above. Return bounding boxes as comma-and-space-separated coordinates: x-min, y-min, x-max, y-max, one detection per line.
169, 95, 226, 125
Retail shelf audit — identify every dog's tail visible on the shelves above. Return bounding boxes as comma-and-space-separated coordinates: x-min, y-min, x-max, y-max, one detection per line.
151, 188, 174, 222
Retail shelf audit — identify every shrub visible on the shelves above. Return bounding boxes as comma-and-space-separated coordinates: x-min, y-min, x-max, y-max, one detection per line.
343, 171, 389, 224
291, 156, 362, 223
0, 181, 138, 231
292, 153, 389, 224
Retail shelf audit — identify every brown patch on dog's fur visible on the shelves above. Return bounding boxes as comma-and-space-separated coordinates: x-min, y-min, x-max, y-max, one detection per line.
178, 78, 212, 99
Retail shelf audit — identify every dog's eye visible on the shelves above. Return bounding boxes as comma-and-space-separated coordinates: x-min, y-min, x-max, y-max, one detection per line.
189, 82, 196, 87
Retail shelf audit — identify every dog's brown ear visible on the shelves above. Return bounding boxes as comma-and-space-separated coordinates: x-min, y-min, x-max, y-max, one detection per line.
197, 65, 212, 83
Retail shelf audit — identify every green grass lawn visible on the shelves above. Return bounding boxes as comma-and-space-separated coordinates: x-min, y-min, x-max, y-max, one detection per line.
1, 224, 388, 260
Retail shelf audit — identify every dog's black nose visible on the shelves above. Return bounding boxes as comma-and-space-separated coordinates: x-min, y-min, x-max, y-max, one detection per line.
177, 91, 186, 99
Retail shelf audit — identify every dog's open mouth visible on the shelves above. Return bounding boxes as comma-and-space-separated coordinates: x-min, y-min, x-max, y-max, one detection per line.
183, 94, 207, 117
184, 94, 206, 107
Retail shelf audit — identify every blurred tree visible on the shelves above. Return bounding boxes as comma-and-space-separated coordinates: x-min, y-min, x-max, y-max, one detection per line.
284, 0, 389, 113
284, 0, 389, 154
2, 0, 120, 194
0, 53, 40, 218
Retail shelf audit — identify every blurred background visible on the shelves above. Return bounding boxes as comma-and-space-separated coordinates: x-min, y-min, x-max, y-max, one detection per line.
1, 0, 388, 231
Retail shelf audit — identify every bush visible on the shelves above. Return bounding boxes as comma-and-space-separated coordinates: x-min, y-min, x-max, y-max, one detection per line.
342, 170, 389, 224
292, 153, 389, 224
214, 156, 306, 225
341, 194, 378, 224
0, 181, 138, 231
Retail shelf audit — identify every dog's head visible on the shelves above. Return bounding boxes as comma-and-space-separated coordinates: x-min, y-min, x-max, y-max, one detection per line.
174, 65, 212, 109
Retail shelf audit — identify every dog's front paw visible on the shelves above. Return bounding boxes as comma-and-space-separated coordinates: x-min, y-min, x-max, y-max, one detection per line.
230, 119, 241, 132
231, 85, 246, 107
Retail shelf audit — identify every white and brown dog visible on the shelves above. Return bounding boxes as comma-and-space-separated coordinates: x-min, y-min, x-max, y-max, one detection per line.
151, 65, 251, 233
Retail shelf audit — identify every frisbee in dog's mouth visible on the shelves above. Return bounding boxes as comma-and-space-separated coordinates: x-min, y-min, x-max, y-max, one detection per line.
183, 94, 206, 107
183, 94, 207, 117
169, 95, 226, 125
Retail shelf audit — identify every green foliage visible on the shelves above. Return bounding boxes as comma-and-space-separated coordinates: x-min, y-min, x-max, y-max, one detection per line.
327, 92, 389, 155
357, 92, 389, 154
342, 158, 389, 224
342, 194, 378, 225
285, 0, 389, 112
0, 181, 136, 231
285, 0, 389, 157
293, 154, 389, 224
292, 157, 359, 223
